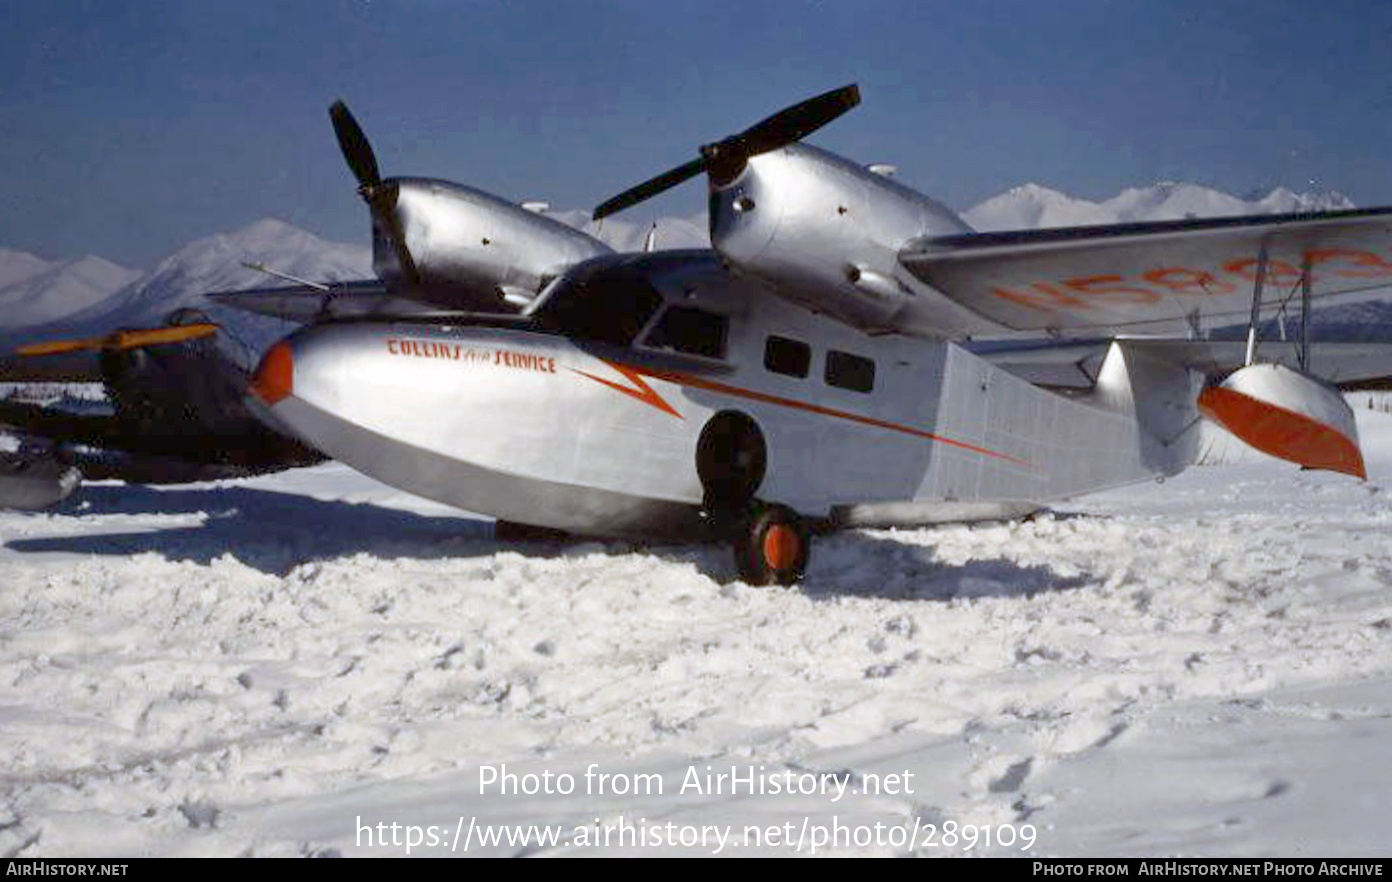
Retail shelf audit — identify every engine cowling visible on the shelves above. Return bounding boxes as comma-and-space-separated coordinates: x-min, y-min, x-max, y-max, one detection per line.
378, 178, 613, 310
708, 144, 986, 336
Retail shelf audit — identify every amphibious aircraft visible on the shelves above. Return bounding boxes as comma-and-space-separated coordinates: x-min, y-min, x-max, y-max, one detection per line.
0, 101, 614, 507
238, 84, 1392, 584
0, 309, 324, 507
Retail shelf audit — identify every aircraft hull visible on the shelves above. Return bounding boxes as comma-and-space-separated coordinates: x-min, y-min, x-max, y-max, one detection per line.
250, 310, 1202, 538
251, 323, 710, 538
272, 393, 703, 538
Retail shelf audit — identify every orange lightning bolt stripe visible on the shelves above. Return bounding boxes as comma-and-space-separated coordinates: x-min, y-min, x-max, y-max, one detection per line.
571, 357, 1032, 469
569, 360, 684, 418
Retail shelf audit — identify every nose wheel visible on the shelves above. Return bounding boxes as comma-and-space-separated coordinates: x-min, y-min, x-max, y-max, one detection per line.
734, 503, 810, 586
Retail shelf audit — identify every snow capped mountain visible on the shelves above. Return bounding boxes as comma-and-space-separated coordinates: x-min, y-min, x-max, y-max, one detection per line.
1252, 186, 1356, 214
0, 251, 140, 328
63, 218, 370, 330
0, 219, 371, 355
0, 249, 55, 289
962, 183, 1118, 231
0, 182, 1366, 348
964, 182, 1356, 232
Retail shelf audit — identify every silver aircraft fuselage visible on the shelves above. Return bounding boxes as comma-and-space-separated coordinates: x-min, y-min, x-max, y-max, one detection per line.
250, 250, 1199, 538
238, 91, 1377, 546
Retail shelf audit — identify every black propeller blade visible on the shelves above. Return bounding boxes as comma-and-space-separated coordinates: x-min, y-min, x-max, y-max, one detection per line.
329, 100, 419, 285
330, 100, 381, 190
593, 84, 860, 220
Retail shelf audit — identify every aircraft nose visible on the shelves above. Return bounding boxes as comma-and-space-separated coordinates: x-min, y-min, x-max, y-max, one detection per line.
249, 340, 294, 405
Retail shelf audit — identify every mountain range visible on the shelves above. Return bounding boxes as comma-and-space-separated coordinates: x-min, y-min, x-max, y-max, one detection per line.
0, 181, 1377, 348
0, 250, 142, 329
962, 182, 1354, 231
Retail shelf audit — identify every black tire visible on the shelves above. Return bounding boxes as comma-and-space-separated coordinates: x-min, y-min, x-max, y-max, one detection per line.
734, 503, 810, 586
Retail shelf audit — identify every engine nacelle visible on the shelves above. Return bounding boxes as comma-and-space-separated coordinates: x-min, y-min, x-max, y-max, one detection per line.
379, 178, 613, 310
708, 145, 988, 337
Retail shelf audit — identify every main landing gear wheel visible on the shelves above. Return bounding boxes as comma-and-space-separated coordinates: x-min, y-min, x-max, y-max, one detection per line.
734, 503, 810, 586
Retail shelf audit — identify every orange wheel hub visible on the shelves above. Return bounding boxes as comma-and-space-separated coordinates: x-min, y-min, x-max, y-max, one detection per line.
762, 523, 801, 571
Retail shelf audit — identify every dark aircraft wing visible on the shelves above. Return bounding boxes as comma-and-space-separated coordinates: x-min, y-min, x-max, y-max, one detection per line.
0, 348, 104, 382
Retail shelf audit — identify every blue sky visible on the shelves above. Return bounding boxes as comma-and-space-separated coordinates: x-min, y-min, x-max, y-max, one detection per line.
3, 0, 1391, 267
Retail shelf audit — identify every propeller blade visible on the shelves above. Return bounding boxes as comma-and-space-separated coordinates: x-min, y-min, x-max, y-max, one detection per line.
109, 324, 219, 351
592, 84, 860, 219
329, 101, 421, 286
368, 181, 421, 285
15, 336, 107, 357
330, 100, 381, 189
16, 323, 219, 357
737, 83, 860, 157
593, 156, 706, 221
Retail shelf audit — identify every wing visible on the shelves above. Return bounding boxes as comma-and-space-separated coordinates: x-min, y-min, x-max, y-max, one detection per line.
0, 349, 105, 382
206, 279, 459, 322
207, 280, 527, 323
900, 208, 1392, 335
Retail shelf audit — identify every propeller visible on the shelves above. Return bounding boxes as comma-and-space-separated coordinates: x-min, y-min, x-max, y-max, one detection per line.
16, 323, 219, 357
329, 100, 421, 285
592, 84, 861, 221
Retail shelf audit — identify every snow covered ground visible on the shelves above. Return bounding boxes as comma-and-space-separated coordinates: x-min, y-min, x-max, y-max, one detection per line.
1, 410, 1391, 858
2, 180, 1391, 859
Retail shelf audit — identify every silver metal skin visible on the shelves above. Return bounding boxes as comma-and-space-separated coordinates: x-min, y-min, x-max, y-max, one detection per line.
708, 144, 998, 337
902, 209, 1392, 336
378, 177, 612, 309
711, 144, 1392, 340
255, 252, 1200, 538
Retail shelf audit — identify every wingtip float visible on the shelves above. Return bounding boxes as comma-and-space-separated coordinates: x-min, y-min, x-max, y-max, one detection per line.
1198, 364, 1366, 480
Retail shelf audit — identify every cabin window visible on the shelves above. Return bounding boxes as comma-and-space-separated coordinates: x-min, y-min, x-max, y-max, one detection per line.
825, 350, 875, 393
643, 306, 728, 359
764, 336, 810, 378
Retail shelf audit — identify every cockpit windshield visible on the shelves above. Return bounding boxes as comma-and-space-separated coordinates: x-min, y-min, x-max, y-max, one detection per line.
529, 258, 664, 347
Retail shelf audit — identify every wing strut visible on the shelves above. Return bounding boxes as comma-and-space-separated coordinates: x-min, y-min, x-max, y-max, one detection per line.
1299, 254, 1313, 372
1243, 245, 1269, 367
1243, 247, 1317, 373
